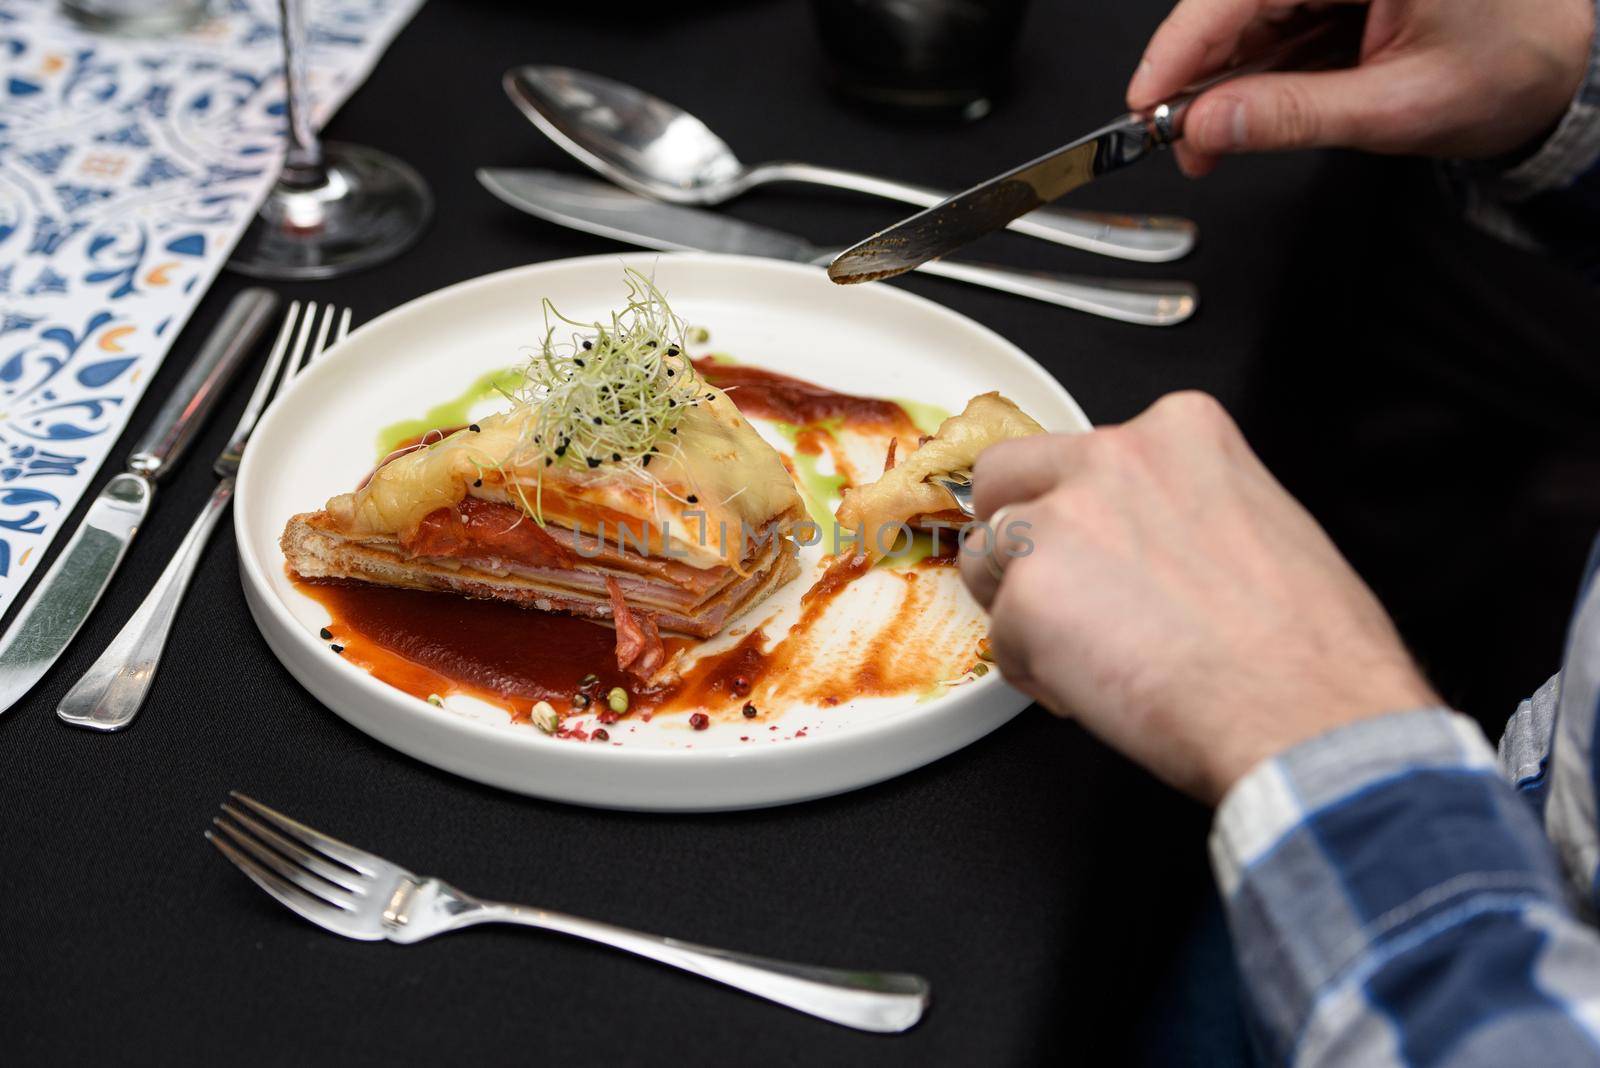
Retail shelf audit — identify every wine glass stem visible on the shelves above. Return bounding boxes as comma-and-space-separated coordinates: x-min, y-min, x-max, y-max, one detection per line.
278, 0, 326, 189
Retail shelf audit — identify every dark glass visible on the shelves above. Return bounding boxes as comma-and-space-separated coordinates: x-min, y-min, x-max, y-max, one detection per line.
810, 0, 1030, 121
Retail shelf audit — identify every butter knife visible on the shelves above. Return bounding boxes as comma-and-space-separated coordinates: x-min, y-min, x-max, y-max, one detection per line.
0, 288, 278, 717
827, 10, 1366, 284
478, 168, 1197, 326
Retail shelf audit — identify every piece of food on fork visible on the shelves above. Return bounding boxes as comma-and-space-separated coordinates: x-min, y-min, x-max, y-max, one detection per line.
280, 271, 804, 678
835, 392, 1045, 565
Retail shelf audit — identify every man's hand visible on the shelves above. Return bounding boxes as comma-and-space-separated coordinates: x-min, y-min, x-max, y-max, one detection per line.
1127, 0, 1596, 177
959, 392, 1439, 804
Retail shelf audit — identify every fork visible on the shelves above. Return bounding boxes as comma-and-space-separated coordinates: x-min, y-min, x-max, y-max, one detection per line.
932, 469, 976, 517
58, 302, 351, 731
206, 792, 930, 1032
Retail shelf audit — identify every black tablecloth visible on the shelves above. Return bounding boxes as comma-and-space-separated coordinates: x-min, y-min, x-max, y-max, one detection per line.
6, 2, 1599, 1065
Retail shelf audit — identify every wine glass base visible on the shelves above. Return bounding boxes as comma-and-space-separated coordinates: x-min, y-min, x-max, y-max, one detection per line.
228, 142, 433, 281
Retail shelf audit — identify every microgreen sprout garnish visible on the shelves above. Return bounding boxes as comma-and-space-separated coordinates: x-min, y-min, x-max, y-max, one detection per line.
511, 270, 705, 496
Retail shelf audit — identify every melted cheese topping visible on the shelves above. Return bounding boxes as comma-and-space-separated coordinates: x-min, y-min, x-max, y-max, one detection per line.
327, 385, 802, 569
836, 392, 1045, 561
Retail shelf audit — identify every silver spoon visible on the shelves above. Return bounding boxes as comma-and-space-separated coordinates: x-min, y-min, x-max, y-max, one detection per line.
504, 66, 1198, 265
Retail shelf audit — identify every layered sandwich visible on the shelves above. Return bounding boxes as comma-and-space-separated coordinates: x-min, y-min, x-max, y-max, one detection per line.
281, 273, 804, 678
835, 392, 1045, 563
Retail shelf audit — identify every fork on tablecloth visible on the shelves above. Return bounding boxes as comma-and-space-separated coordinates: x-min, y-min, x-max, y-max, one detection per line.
206, 792, 930, 1032
58, 302, 351, 731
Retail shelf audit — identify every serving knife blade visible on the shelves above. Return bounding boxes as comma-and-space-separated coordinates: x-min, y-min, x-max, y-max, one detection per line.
827, 10, 1366, 284
477, 168, 1199, 326
0, 288, 278, 717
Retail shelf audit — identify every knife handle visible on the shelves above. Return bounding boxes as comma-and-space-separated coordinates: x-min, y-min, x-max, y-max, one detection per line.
57, 478, 235, 731
128, 288, 279, 481
911, 259, 1197, 327
1137, 7, 1367, 146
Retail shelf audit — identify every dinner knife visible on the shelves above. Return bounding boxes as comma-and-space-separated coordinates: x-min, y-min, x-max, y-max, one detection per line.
477, 168, 1196, 326
0, 288, 279, 717
826, 10, 1366, 284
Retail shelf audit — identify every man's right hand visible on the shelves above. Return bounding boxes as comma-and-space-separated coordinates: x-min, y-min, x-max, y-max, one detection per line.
1126, 0, 1596, 177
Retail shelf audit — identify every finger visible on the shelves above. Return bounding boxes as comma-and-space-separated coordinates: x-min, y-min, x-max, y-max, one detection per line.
957, 501, 1037, 611
970, 433, 1084, 519
1173, 142, 1220, 177
1128, 0, 1307, 108
1179, 65, 1399, 155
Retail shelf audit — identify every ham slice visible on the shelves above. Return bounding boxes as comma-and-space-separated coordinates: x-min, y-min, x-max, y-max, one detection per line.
607, 577, 664, 679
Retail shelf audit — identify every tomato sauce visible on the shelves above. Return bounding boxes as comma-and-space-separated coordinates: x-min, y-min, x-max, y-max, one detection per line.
695, 357, 918, 435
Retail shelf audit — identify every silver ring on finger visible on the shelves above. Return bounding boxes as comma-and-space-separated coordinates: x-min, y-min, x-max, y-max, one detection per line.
984, 504, 1018, 584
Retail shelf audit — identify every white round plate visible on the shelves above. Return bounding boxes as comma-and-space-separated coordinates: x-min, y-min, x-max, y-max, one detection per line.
236, 253, 1089, 811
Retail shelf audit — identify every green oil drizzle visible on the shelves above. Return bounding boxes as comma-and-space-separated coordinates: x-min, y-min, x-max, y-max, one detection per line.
894, 398, 950, 436
879, 529, 944, 570
771, 421, 846, 553
375, 366, 523, 457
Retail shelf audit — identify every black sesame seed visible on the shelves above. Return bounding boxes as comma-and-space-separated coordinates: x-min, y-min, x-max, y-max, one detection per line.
469, 423, 480, 433
646, 340, 657, 347
586, 457, 600, 469
611, 452, 620, 462
687, 495, 698, 503
582, 340, 592, 350
319, 628, 332, 640
545, 458, 553, 467
593, 416, 603, 425
555, 444, 567, 457
331, 644, 344, 654
670, 427, 678, 435
473, 478, 482, 487
574, 358, 585, 367
666, 369, 675, 377
642, 454, 651, 467
667, 346, 679, 357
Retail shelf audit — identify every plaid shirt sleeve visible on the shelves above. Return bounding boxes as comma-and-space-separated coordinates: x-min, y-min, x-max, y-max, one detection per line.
1544, 540, 1600, 910
1210, 708, 1600, 1066
1453, 3, 1600, 278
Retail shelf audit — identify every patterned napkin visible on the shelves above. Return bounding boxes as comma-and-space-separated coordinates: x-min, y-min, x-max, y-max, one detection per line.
0, 0, 423, 605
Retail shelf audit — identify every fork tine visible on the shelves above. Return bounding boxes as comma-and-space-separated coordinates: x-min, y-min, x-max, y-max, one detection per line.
205, 830, 356, 933
220, 802, 367, 894
211, 817, 358, 910
308, 302, 336, 363
282, 301, 319, 386
335, 307, 352, 343
223, 299, 301, 447
229, 792, 379, 874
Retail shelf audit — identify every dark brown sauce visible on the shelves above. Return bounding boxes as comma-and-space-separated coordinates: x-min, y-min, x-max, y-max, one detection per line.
696, 356, 918, 434
298, 580, 685, 726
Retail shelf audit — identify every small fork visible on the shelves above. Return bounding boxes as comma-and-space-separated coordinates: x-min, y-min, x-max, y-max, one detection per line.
932, 469, 976, 517
58, 302, 351, 731
206, 793, 930, 1032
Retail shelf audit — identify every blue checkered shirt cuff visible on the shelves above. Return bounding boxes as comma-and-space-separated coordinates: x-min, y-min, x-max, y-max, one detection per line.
1210, 708, 1583, 1065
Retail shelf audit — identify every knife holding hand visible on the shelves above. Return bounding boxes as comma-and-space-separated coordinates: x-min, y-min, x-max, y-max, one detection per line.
827, 9, 1367, 284
0, 288, 278, 718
